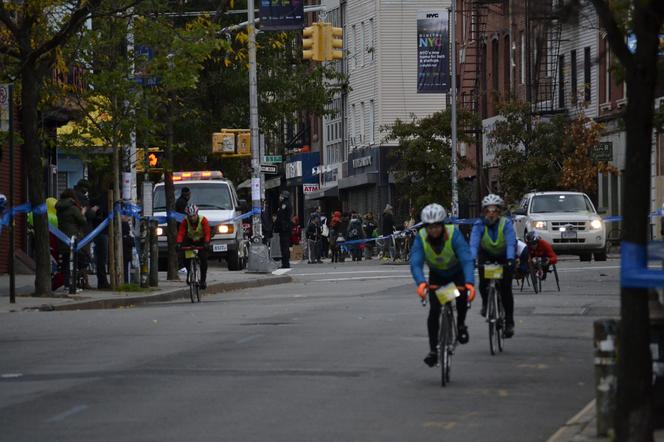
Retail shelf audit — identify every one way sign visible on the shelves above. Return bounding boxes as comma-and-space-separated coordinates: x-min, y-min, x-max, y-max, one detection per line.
260, 164, 278, 174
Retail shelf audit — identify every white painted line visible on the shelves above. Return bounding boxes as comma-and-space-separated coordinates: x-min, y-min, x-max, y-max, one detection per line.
295, 270, 410, 277
556, 265, 620, 273
45, 404, 89, 423
313, 275, 412, 282
236, 335, 261, 344
272, 268, 292, 276
1, 373, 23, 379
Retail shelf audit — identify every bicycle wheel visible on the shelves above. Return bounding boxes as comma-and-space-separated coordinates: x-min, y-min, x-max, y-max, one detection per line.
188, 260, 197, 303
194, 260, 201, 302
496, 295, 504, 352
488, 285, 498, 356
553, 265, 560, 292
529, 263, 539, 294
439, 308, 451, 387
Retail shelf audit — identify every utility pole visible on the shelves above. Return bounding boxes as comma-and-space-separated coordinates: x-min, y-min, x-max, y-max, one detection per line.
450, 0, 458, 218
246, 0, 271, 272
8, 84, 15, 303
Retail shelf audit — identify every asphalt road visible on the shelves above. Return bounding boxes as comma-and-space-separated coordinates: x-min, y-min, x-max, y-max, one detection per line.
0, 258, 620, 442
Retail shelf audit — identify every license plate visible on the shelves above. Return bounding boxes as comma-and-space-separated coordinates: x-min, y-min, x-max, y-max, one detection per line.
561, 230, 577, 239
213, 244, 227, 252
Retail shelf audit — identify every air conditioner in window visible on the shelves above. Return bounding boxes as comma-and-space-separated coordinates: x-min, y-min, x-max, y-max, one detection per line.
600, 102, 613, 112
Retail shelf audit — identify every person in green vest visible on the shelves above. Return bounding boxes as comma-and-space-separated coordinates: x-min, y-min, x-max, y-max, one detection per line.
470, 193, 517, 338
176, 204, 211, 289
410, 203, 476, 368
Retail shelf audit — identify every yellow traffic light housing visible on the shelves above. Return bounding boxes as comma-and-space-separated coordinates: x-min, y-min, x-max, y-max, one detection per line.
303, 23, 323, 61
329, 26, 344, 60
146, 147, 164, 171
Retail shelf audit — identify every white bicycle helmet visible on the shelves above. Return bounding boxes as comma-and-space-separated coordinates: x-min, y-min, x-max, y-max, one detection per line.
481, 194, 504, 209
421, 203, 447, 225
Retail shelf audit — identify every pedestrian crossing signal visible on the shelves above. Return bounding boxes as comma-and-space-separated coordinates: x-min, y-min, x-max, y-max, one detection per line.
146, 147, 164, 171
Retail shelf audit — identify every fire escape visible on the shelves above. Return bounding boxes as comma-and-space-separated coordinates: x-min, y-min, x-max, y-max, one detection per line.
526, 0, 564, 115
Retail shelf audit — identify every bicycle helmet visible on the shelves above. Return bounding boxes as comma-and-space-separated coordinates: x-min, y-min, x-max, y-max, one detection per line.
481, 194, 504, 209
185, 204, 199, 216
525, 231, 541, 245
421, 203, 447, 225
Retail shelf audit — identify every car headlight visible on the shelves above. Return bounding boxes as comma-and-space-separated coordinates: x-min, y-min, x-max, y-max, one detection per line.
217, 224, 234, 234
533, 221, 547, 230
156, 227, 164, 236
590, 219, 603, 230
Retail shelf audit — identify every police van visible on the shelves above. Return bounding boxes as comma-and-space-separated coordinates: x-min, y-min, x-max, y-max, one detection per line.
153, 171, 249, 270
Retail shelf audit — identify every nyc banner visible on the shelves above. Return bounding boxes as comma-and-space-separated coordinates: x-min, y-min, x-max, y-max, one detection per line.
259, 0, 304, 31
417, 10, 450, 94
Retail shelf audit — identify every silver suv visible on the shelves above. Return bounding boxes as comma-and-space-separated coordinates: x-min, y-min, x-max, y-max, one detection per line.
512, 191, 607, 261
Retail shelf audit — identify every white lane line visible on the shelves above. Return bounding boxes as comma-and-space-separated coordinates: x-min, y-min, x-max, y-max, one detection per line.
556, 265, 620, 272
45, 404, 89, 423
313, 275, 412, 282
295, 270, 410, 277
1, 373, 23, 379
272, 268, 292, 275
236, 335, 261, 344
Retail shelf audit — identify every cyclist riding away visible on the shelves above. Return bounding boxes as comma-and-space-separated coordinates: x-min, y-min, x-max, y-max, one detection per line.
470, 194, 517, 338
410, 203, 476, 367
176, 204, 211, 289
525, 231, 557, 279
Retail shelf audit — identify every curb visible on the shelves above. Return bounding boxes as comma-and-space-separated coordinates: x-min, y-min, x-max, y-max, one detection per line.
547, 400, 597, 442
41, 275, 293, 311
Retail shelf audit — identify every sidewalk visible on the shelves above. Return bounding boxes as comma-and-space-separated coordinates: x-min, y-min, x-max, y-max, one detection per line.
0, 268, 292, 313
548, 400, 664, 442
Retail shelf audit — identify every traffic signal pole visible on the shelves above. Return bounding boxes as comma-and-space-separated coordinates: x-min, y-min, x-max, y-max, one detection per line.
246, 0, 271, 273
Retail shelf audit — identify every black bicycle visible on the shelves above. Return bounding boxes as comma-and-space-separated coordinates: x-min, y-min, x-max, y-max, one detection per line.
422, 284, 459, 387
182, 246, 204, 303
483, 264, 506, 355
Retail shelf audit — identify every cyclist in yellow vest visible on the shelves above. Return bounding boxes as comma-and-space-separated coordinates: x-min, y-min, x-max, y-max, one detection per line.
176, 204, 211, 289
410, 204, 476, 367
470, 194, 517, 337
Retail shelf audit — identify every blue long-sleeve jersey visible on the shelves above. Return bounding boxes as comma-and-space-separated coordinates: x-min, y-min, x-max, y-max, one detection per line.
410, 227, 475, 286
470, 216, 516, 260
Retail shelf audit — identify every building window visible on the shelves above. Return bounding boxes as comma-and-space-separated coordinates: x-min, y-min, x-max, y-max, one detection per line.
503, 35, 511, 95
558, 54, 565, 108
520, 31, 526, 84
368, 100, 375, 144
360, 101, 365, 144
570, 49, 577, 104
360, 21, 365, 66
368, 18, 375, 62
353, 25, 358, 70
604, 40, 611, 103
492, 38, 499, 94
350, 104, 356, 145
583, 46, 591, 102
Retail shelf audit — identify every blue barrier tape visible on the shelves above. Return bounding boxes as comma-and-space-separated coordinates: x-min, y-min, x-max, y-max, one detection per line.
76, 214, 112, 251
620, 241, 664, 288
48, 224, 72, 248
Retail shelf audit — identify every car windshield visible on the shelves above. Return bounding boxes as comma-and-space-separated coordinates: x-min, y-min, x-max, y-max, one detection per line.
153, 183, 233, 211
530, 194, 594, 213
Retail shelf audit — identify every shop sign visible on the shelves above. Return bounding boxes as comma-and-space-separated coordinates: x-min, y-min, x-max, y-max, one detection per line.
303, 183, 320, 194
286, 161, 302, 179
352, 156, 372, 169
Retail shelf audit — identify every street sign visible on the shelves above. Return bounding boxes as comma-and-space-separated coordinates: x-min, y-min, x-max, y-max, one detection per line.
263, 155, 283, 164
0, 84, 9, 132
591, 142, 613, 163
260, 164, 278, 174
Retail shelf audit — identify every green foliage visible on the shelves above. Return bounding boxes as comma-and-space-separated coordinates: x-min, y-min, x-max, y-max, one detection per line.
487, 101, 567, 203
386, 109, 479, 210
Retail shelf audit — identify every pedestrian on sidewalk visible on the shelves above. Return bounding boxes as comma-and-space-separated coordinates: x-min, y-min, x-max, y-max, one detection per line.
320, 213, 329, 259
347, 212, 364, 261
363, 212, 377, 259
89, 186, 111, 289
382, 204, 395, 259
306, 216, 322, 264
275, 191, 292, 269
56, 189, 88, 291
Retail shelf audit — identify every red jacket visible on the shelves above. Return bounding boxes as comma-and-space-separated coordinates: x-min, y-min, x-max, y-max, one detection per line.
528, 239, 557, 264
176, 217, 211, 243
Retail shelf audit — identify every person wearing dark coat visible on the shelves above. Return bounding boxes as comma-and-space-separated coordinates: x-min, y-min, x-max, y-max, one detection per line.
89, 190, 111, 289
56, 189, 88, 290
175, 187, 191, 215
275, 191, 293, 268
381, 204, 396, 259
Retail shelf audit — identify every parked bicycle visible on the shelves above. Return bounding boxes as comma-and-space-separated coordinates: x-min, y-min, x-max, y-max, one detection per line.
421, 283, 460, 387
482, 264, 506, 355
182, 246, 205, 303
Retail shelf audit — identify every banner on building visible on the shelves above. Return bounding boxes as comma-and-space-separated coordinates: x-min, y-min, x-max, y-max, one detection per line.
259, 0, 304, 31
416, 10, 449, 94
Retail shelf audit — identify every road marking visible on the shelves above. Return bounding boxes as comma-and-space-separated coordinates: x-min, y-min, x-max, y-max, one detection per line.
45, 404, 89, 423
555, 265, 619, 272
1, 373, 23, 379
272, 268, 292, 276
313, 275, 412, 282
236, 335, 261, 344
294, 270, 409, 277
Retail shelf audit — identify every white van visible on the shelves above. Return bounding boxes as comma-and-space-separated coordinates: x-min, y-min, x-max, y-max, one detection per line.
153, 171, 249, 270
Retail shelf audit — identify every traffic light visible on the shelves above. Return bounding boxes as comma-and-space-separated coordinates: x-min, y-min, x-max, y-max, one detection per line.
327, 25, 343, 60
237, 132, 251, 155
303, 23, 323, 61
147, 147, 164, 171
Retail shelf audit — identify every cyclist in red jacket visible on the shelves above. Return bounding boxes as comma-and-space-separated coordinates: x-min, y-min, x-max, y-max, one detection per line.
176, 204, 211, 289
525, 231, 557, 279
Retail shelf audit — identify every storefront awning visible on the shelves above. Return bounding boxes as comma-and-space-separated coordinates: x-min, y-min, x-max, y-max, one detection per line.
338, 172, 378, 190
305, 185, 339, 200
